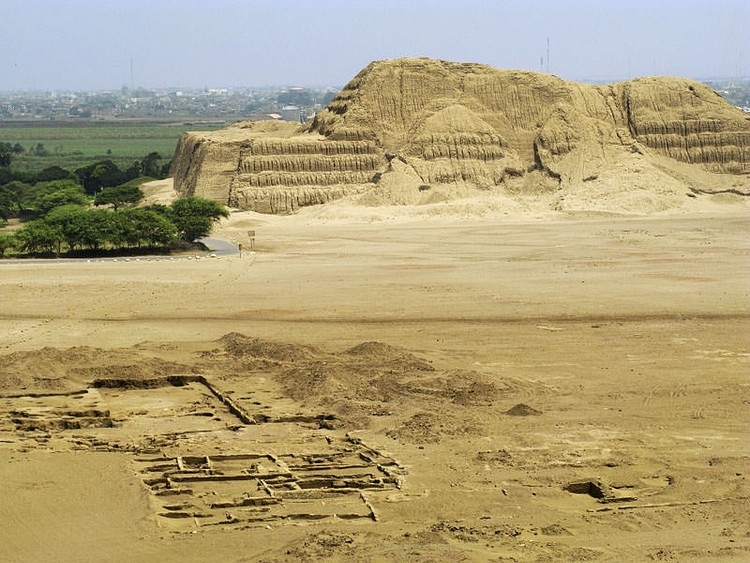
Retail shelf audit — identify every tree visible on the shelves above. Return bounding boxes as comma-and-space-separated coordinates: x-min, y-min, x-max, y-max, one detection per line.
169, 197, 229, 242
16, 220, 63, 255
0, 183, 18, 223
2, 181, 33, 214
45, 205, 89, 251
94, 184, 144, 211
0, 232, 15, 256
0, 142, 12, 167
122, 161, 141, 183
44, 206, 117, 251
159, 159, 172, 178
140, 152, 162, 178
36, 166, 75, 183
36, 182, 89, 216
115, 208, 176, 247
79, 209, 115, 250
137, 210, 177, 246
33, 143, 50, 157
0, 167, 12, 185
142, 203, 170, 216
75, 160, 126, 195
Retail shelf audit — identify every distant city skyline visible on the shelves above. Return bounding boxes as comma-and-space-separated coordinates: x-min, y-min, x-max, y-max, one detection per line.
2, 0, 748, 91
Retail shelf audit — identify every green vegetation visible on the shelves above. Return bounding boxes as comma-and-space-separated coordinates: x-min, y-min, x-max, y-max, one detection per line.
0, 121, 230, 258
94, 184, 145, 210
1, 195, 226, 258
0, 122, 223, 174
75, 159, 140, 194
0, 142, 12, 167
170, 197, 229, 242
35, 181, 90, 215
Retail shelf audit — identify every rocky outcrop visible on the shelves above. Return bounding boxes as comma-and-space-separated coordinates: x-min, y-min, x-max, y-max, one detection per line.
172, 58, 749, 213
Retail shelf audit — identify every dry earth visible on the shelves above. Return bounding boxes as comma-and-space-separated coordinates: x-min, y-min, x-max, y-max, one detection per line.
0, 188, 749, 561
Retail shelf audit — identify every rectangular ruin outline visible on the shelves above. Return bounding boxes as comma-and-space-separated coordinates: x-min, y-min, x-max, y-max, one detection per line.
1, 375, 405, 528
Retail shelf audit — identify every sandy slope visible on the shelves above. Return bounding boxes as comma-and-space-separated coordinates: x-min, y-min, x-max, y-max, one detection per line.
0, 195, 748, 562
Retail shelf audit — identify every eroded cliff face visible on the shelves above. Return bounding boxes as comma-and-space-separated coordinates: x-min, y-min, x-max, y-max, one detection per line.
172, 58, 749, 213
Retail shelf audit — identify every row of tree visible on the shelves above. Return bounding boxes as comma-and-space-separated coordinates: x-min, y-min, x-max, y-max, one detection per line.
75, 152, 167, 194
1, 179, 87, 221
0, 146, 230, 258
0, 178, 135, 221
0, 159, 171, 225
1, 196, 228, 257
0, 149, 170, 193
0, 142, 51, 163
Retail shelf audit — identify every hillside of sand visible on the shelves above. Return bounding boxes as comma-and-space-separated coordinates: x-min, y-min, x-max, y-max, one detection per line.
172, 58, 750, 215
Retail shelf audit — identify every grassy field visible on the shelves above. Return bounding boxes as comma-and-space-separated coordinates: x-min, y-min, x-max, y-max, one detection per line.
0, 120, 225, 174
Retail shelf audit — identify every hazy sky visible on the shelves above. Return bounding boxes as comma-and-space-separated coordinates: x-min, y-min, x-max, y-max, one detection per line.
2, 0, 748, 91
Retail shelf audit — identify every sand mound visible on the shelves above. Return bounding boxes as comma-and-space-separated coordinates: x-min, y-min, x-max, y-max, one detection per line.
138, 178, 177, 206
505, 403, 543, 416
195, 334, 505, 427
342, 341, 434, 371
344, 340, 406, 357
217, 332, 318, 362
0, 346, 193, 391
173, 58, 749, 216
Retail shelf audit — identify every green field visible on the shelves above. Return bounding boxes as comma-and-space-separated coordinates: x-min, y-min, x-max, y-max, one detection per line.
0, 120, 225, 173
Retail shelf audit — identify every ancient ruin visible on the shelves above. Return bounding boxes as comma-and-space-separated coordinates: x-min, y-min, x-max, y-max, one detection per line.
172, 58, 749, 213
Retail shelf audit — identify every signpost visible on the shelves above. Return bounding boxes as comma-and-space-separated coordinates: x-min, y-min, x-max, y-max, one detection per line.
247, 230, 255, 250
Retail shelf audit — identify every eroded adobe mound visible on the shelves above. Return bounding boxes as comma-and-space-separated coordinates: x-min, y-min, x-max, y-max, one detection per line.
172, 58, 750, 214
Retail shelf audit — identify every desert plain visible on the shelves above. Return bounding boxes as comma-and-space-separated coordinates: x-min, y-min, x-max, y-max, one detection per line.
0, 185, 748, 562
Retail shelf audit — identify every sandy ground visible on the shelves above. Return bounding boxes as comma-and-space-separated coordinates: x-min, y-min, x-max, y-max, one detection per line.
0, 194, 748, 562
